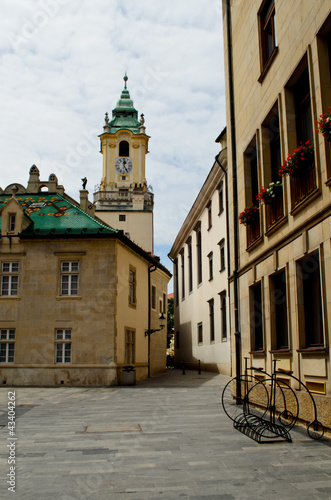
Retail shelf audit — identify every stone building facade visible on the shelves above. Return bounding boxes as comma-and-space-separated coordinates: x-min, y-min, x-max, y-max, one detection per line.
222, 0, 331, 428
0, 167, 171, 386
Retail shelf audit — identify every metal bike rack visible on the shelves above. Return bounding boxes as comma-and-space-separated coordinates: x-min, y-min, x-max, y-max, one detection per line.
222, 358, 325, 443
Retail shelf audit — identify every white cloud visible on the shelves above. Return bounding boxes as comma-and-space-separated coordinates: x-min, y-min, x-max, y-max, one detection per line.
0, 0, 225, 264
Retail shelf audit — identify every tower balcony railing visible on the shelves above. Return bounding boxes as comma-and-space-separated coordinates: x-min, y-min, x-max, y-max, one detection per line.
93, 189, 154, 206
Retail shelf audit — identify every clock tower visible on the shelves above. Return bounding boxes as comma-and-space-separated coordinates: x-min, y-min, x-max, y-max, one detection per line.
94, 75, 154, 252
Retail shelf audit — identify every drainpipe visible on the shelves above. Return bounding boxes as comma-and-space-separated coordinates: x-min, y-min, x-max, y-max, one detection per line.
147, 264, 157, 378
226, 0, 241, 385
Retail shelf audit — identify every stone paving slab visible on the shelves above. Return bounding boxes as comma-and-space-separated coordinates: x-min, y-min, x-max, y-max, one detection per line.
0, 369, 330, 499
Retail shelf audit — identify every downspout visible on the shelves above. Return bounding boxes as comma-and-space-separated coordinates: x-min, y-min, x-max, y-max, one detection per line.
147, 264, 157, 378
226, 0, 241, 383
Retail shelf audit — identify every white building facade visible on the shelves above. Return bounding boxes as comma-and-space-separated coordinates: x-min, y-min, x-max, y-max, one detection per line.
169, 133, 231, 375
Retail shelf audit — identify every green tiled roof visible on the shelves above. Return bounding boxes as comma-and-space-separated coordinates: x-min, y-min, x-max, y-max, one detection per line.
0, 193, 117, 237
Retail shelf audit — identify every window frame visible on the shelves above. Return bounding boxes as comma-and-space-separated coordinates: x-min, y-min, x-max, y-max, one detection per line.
60, 261, 79, 296
208, 252, 213, 281
250, 281, 264, 352
270, 269, 289, 351
209, 298, 215, 343
55, 329, 72, 364
297, 251, 324, 349
258, 0, 277, 72
129, 266, 137, 307
125, 329, 135, 364
197, 322, 203, 345
219, 291, 227, 341
218, 239, 226, 272
1, 262, 19, 297
0, 329, 15, 363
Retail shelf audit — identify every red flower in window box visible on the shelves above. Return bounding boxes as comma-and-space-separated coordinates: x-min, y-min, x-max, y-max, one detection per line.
278, 141, 314, 177
316, 107, 331, 141
256, 181, 282, 205
239, 203, 259, 225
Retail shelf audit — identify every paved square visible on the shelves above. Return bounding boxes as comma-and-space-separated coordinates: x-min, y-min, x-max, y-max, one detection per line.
0, 369, 331, 500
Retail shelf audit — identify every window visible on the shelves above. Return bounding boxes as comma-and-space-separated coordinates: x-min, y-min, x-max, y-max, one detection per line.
0, 329, 15, 363
244, 139, 261, 246
289, 64, 316, 209
195, 223, 202, 285
250, 282, 264, 351
151, 285, 156, 309
55, 329, 72, 363
198, 323, 203, 345
218, 239, 225, 272
270, 270, 289, 350
208, 252, 213, 281
297, 252, 324, 348
259, 0, 277, 70
9, 214, 16, 232
220, 291, 227, 340
218, 182, 224, 214
209, 299, 215, 343
207, 201, 212, 229
1, 262, 19, 296
125, 329, 135, 364
119, 140, 129, 157
187, 237, 193, 293
129, 267, 136, 306
180, 249, 185, 300
119, 214, 126, 221
61, 261, 79, 296
119, 189, 129, 198
163, 293, 167, 314
262, 105, 284, 230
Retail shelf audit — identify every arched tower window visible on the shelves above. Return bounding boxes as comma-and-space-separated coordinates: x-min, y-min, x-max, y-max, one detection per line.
119, 140, 130, 157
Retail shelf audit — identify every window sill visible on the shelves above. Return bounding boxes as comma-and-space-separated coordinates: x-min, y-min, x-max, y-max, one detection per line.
269, 348, 291, 354
219, 268, 226, 273
249, 350, 265, 355
258, 46, 278, 83
265, 215, 288, 237
0, 296, 21, 300
129, 302, 137, 309
297, 347, 327, 354
56, 296, 82, 301
325, 177, 331, 187
246, 235, 263, 253
290, 187, 320, 216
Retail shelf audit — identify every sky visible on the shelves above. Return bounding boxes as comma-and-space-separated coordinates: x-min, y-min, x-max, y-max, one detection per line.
0, 0, 226, 284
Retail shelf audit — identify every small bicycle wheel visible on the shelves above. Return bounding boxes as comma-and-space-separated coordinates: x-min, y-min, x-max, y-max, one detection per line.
245, 380, 269, 420
274, 380, 299, 430
307, 420, 325, 440
222, 375, 254, 423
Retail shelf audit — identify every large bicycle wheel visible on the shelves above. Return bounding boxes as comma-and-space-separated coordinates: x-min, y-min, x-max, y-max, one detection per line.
222, 375, 263, 423
245, 379, 270, 420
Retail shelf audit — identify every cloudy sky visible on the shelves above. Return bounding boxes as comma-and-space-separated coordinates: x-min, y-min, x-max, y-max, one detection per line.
0, 0, 225, 280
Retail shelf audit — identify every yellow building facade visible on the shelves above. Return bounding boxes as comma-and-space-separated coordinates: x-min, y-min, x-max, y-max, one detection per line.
0, 167, 170, 386
222, 0, 331, 429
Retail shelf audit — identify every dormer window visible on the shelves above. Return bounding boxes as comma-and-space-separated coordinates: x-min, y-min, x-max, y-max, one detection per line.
119, 140, 130, 157
9, 215, 16, 232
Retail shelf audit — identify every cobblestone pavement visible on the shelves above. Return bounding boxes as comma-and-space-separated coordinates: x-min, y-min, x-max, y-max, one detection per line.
0, 369, 331, 500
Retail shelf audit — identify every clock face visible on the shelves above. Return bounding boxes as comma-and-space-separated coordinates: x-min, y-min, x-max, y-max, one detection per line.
115, 158, 133, 174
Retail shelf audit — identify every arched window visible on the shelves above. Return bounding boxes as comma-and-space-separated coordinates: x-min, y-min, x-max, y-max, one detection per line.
119, 140, 129, 157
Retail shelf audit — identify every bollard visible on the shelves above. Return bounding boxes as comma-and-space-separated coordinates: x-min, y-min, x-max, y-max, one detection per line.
182, 360, 185, 375
198, 359, 201, 375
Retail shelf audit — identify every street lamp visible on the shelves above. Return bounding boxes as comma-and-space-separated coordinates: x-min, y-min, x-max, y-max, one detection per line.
146, 313, 166, 378
145, 312, 166, 336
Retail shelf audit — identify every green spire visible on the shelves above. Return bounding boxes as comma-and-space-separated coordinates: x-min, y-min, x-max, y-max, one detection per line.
108, 74, 141, 134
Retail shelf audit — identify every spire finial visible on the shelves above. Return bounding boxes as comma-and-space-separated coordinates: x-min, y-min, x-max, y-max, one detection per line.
123, 72, 128, 89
